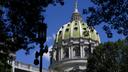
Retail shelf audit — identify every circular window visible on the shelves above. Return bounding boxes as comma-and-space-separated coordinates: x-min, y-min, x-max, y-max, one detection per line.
66, 28, 69, 32
75, 23, 77, 25
59, 31, 62, 35
83, 28, 86, 30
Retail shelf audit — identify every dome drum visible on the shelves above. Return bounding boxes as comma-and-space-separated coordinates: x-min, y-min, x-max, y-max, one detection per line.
50, 37, 98, 68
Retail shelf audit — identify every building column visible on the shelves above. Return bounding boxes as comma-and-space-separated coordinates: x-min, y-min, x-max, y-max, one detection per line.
83, 46, 85, 57
61, 48, 63, 60
80, 46, 83, 58
91, 46, 94, 53
91, 43, 94, 53
70, 46, 73, 59
69, 47, 71, 59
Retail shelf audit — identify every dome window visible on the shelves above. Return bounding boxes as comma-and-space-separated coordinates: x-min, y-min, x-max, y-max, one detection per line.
91, 29, 94, 32
75, 23, 77, 25
74, 27, 78, 31
83, 31, 89, 36
66, 28, 69, 32
59, 31, 62, 35
67, 24, 70, 26
83, 28, 86, 30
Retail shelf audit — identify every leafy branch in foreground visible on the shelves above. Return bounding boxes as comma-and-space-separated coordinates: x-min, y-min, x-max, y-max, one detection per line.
0, 0, 64, 71
84, 0, 128, 38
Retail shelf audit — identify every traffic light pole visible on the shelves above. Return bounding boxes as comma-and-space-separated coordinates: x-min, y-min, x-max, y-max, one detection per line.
34, 45, 48, 72
40, 47, 43, 72
40, 54, 42, 72
34, 24, 48, 72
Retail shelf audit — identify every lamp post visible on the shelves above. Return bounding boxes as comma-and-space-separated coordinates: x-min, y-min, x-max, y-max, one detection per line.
34, 23, 48, 72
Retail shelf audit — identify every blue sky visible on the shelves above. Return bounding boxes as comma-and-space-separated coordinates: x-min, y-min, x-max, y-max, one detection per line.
16, 0, 125, 69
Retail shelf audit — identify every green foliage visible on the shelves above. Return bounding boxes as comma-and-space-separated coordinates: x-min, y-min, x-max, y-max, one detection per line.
0, 58, 12, 72
86, 40, 128, 72
0, 0, 64, 70
0, 0, 64, 53
0, 64, 12, 72
84, 0, 128, 38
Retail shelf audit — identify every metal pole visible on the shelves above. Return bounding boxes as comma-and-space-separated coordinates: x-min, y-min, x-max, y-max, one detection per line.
34, 24, 48, 72
40, 48, 43, 72
40, 54, 42, 72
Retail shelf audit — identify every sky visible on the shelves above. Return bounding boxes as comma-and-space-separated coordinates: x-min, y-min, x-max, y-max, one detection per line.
16, 0, 125, 69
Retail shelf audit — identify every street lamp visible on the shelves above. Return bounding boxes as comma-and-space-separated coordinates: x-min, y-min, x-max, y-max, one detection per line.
34, 23, 48, 72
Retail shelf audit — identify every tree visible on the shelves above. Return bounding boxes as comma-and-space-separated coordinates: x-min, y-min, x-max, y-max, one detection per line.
0, 0, 64, 71
84, 0, 128, 38
86, 40, 128, 72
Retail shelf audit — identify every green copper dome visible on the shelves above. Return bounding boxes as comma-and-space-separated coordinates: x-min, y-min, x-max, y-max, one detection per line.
55, 1, 100, 43
55, 21, 100, 43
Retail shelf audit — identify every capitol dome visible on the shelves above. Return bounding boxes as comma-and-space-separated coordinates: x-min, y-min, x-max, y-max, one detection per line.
55, 17, 100, 43
55, 3, 100, 43
50, 1, 100, 72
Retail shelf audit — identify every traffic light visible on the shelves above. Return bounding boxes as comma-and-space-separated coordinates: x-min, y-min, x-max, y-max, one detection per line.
34, 58, 39, 65
35, 51, 39, 58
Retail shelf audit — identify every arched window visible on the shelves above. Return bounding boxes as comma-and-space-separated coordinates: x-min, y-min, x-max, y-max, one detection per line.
63, 48, 69, 59
73, 46, 80, 57
84, 47, 89, 57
